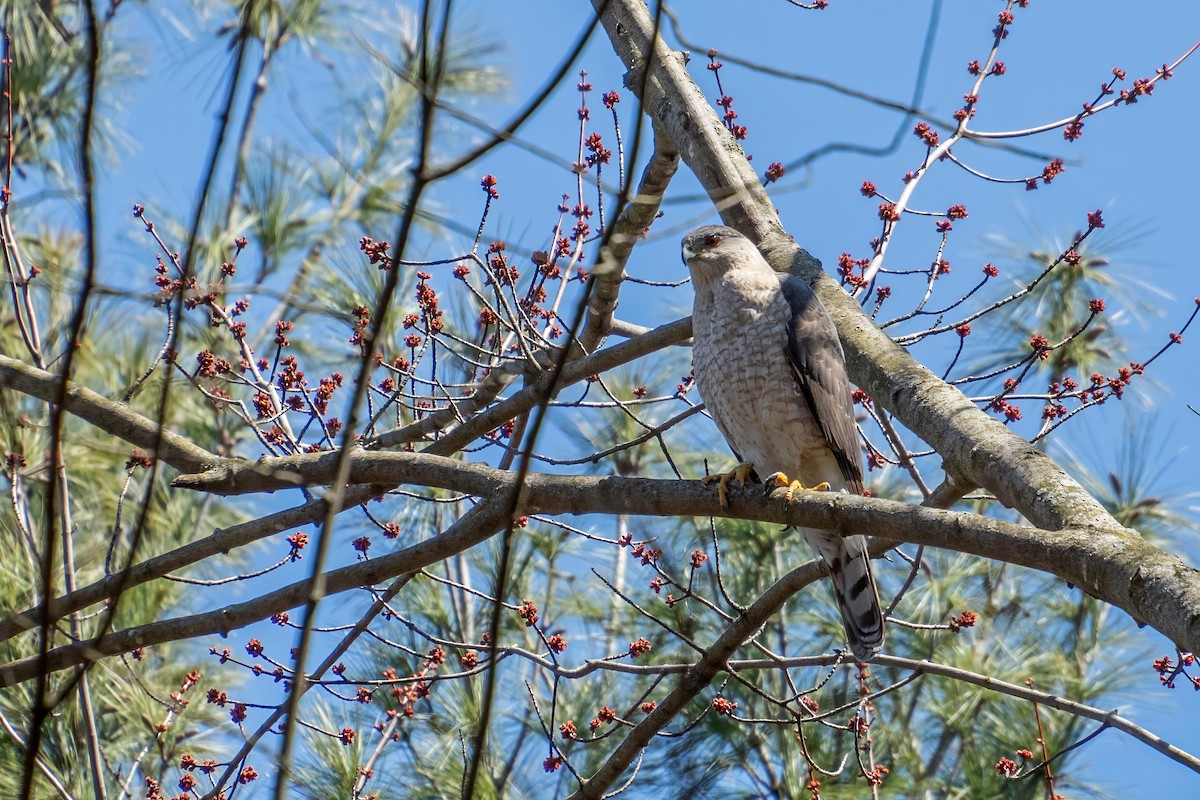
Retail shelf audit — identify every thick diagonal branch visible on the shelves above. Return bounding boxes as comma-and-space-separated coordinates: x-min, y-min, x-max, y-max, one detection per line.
0, 354, 219, 474
578, 122, 680, 354
0, 486, 383, 644
0, 499, 512, 687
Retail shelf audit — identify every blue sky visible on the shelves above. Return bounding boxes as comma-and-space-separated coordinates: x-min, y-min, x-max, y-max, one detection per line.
87, 0, 1200, 795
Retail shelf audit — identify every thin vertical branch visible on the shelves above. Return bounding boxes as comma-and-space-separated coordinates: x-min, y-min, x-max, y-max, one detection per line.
57, 463, 108, 800
223, 35, 276, 234
21, 0, 104, 793
0, 31, 43, 366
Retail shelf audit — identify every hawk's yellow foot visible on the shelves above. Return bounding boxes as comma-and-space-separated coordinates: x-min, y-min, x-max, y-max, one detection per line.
703, 462, 755, 509
769, 472, 830, 503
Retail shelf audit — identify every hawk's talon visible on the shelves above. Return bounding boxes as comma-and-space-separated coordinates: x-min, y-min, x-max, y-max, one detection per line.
769, 472, 830, 502
704, 461, 755, 509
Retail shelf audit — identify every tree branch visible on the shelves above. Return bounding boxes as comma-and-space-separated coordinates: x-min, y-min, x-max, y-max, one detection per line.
8, 451, 1199, 686
578, 121, 680, 354
0, 353, 220, 474
0, 485, 383, 644
369, 316, 691, 451
173, 449, 1200, 649
0, 500, 512, 687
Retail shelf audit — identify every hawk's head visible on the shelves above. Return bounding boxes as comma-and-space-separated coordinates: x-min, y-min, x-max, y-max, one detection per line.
681, 225, 770, 284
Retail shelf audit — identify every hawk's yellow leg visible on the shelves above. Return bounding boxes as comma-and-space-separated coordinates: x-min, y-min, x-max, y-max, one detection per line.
770, 472, 830, 502
703, 462, 755, 509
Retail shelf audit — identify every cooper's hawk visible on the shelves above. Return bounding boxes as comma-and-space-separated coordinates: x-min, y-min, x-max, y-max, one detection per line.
682, 224, 884, 662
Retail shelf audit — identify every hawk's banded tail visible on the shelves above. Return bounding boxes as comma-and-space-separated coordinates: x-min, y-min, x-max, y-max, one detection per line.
803, 530, 884, 662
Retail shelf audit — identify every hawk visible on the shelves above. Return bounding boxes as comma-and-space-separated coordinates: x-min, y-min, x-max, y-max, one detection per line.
682, 224, 884, 662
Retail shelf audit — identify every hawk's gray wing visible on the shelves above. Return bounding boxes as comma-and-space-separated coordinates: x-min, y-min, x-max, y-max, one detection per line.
779, 274, 883, 661
779, 275, 864, 493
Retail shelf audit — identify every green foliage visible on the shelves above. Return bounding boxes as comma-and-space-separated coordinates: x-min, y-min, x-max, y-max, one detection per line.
977, 218, 1168, 381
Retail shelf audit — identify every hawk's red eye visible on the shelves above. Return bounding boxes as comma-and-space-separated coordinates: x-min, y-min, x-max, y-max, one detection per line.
704, 234, 721, 248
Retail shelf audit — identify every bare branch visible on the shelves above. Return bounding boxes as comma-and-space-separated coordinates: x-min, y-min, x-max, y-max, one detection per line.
0, 501, 511, 687
579, 122, 680, 354
1, 446, 1191, 689
0, 353, 220, 474
0, 486, 381, 644
371, 315, 691, 453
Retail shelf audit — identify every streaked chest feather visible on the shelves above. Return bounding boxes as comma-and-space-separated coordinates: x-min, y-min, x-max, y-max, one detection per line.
691, 271, 824, 473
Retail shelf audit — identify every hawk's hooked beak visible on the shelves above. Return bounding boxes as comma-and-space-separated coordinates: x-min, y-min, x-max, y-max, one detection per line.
681, 242, 695, 265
